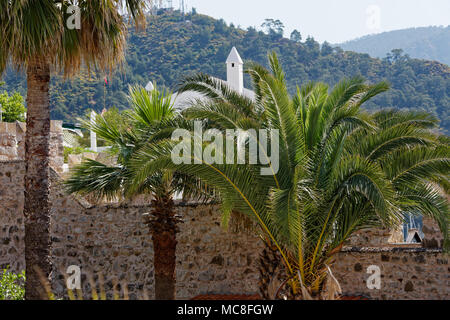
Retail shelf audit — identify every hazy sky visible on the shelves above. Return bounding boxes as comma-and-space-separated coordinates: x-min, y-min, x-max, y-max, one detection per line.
184, 0, 450, 43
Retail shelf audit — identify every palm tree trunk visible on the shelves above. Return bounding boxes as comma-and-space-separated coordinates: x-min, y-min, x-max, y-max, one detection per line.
258, 241, 283, 299
150, 196, 178, 300
259, 241, 342, 300
24, 56, 52, 300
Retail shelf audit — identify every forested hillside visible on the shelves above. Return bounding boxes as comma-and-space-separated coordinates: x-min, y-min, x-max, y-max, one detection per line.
2, 10, 449, 133
339, 26, 450, 65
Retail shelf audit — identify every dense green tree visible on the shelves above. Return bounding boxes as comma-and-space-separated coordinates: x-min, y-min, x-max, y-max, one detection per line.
0, 82, 26, 122
321, 41, 333, 56
261, 18, 285, 37
290, 29, 302, 43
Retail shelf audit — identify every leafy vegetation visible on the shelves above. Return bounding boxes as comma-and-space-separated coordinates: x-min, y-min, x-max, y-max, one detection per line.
0, 82, 26, 122
1, 10, 448, 133
63, 146, 93, 163
72, 107, 132, 149
0, 268, 25, 300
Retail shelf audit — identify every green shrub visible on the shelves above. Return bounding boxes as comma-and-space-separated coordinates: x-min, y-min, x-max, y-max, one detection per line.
64, 146, 93, 163
0, 267, 25, 300
0, 82, 26, 122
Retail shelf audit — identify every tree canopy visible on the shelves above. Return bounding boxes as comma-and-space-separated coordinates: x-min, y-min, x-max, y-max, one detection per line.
0, 82, 26, 122
1, 10, 449, 133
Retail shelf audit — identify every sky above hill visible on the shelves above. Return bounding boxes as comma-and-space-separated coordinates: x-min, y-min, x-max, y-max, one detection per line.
185, 0, 450, 43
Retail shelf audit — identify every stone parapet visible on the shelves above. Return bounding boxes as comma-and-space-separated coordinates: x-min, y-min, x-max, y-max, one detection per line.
0, 120, 63, 172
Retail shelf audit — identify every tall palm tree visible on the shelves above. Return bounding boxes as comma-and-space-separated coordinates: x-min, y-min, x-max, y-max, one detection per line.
130, 53, 449, 299
0, 0, 149, 299
65, 85, 211, 300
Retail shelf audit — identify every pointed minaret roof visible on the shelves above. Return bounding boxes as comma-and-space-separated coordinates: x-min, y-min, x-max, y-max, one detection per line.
145, 81, 154, 91
226, 47, 243, 64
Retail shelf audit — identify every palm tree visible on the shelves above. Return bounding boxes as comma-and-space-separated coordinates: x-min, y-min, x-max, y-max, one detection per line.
351, 108, 450, 249
0, 0, 149, 299
129, 53, 449, 299
65, 85, 211, 300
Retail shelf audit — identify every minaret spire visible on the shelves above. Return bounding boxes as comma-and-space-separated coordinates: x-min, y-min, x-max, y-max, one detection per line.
226, 47, 244, 94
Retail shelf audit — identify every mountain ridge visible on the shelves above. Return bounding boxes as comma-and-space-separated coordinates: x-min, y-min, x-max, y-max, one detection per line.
1, 10, 449, 133
338, 26, 450, 65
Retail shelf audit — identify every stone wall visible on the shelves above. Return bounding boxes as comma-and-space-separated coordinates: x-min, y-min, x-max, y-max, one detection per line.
0, 160, 262, 299
0, 123, 19, 160
334, 248, 449, 300
0, 160, 448, 300
422, 216, 446, 249
0, 121, 64, 172
0, 160, 25, 271
50, 189, 262, 299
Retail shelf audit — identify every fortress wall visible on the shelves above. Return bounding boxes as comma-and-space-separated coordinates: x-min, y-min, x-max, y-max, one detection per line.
0, 160, 448, 299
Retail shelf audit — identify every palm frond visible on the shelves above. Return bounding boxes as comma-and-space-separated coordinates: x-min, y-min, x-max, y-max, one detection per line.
127, 84, 175, 127
65, 159, 129, 201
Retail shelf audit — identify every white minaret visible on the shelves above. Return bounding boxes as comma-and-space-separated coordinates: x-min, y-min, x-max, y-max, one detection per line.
226, 47, 244, 94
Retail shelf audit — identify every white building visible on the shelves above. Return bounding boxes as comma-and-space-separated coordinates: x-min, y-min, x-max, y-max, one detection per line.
145, 47, 254, 110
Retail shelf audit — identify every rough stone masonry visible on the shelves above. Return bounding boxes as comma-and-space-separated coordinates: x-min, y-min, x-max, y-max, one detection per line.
0, 122, 448, 299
